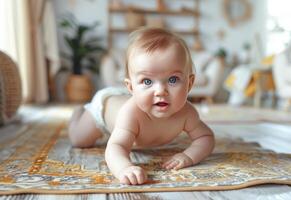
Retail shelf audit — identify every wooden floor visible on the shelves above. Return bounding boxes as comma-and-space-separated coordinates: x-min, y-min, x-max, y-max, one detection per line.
0, 105, 291, 199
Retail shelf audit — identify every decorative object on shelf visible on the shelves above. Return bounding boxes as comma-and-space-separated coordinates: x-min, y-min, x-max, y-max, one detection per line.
157, 0, 167, 11
0, 51, 22, 126
214, 47, 227, 65
215, 48, 228, 59
110, 0, 124, 9
146, 17, 166, 28
125, 9, 146, 29
192, 36, 204, 51
181, 7, 196, 13
223, 0, 252, 27
60, 13, 106, 103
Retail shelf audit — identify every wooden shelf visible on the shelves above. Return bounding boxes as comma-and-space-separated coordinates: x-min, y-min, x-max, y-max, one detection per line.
108, 0, 202, 49
109, 7, 200, 17
109, 27, 199, 35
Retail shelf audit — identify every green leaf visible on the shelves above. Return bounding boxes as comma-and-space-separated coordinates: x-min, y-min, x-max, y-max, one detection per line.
59, 13, 107, 74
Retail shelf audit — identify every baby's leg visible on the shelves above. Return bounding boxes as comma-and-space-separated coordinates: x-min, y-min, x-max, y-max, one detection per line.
68, 106, 103, 148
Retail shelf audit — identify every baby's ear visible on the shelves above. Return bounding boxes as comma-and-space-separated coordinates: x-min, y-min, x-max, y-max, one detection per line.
124, 78, 133, 93
187, 74, 195, 93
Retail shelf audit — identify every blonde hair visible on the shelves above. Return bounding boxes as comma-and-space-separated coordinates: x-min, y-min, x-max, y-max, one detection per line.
125, 27, 195, 78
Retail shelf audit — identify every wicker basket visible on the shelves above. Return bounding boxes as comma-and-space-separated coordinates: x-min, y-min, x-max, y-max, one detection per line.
65, 74, 93, 103
0, 51, 22, 125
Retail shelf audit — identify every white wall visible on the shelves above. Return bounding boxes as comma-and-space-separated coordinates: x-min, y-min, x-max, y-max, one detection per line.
200, 1, 267, 55
54, 0, 267, 61
53, 0, 108, 55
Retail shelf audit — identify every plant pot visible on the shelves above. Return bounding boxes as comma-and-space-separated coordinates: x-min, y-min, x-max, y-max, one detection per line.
65, 74, 93, 103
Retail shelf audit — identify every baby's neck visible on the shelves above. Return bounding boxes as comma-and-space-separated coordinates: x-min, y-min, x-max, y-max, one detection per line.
144, 109, 182, 122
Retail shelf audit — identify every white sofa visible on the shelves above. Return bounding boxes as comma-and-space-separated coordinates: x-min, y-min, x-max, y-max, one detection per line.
188, 51, 225, 102
99, 49, 225, 102
99, 49, 126, 89
272, 48, 291, 109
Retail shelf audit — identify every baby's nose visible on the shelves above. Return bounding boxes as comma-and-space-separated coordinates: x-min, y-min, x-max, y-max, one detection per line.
154, 83, 168, 96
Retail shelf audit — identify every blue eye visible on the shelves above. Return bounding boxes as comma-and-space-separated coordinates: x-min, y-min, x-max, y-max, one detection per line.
168, 76, 178, 84
143, 79, 152, 86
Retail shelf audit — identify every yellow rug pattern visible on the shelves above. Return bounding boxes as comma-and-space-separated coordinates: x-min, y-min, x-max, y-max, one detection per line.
0, 106, 290, 194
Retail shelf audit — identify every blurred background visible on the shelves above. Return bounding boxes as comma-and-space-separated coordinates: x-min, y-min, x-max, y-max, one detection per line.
0, 0, 291, 111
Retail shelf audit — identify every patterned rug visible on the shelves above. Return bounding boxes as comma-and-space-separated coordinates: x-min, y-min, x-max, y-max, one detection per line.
0, 106, 290, 194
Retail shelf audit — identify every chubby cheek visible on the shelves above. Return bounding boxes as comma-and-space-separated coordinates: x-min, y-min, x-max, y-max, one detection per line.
171, 88, 188, 107
132, 89, 153, 111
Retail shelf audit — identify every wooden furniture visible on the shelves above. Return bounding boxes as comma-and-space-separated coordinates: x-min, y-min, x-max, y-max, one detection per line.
108, 0, 202, 50
0, 51, 22, 126
244, 55, 276, 107
242, 68, 275, 107
252, 68, 275, 107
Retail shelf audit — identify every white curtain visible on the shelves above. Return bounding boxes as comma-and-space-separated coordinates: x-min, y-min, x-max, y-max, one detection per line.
0, 0, 60, 103
0, 0, 30, 102
43, 0, 61, 77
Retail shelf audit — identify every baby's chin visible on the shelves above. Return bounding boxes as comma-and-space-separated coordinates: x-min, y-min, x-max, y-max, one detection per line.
147, 110, 177, 119
137, 105, 179, 119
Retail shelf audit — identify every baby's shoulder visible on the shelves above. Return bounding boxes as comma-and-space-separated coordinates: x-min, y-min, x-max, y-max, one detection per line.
183, 101, 199, 117
115, 97, 141, 133
183, 102, 201, 130
118, 97, 141, 117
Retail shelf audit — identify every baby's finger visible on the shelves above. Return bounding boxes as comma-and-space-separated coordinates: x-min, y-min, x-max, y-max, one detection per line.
162, 157, 176, 166
164, 159, 179, 169
133, 169, 146, 184
120, 175, 130, 185
173, 161, 185, 170
162, 159, 172, 168
174, 158, 192, 170
127, 173, 138, 185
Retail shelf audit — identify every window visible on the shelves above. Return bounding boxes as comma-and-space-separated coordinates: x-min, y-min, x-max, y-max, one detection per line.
267, 0, 291, 54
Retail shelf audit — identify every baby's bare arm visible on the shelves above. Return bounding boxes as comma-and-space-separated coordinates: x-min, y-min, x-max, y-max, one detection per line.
163, 106, 214, 170
183, 120, 214, 164
105, 101, 147, 185
105, 128, 147, 185
163, 121, 214, 170
68, 107, 103, 147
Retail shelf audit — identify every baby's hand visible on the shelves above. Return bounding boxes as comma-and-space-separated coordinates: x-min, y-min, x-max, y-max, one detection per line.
118, 166, 147, 185
162, 152, 193, 170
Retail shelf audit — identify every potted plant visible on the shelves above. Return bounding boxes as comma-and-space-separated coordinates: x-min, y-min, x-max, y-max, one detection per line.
214, 47, 227, 65
60, 14, 106, 102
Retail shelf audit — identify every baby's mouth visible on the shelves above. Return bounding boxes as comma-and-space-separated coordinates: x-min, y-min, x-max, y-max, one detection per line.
154, 102, 169, 107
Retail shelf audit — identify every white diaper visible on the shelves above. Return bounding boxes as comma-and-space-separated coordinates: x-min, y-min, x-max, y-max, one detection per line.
84, 87, 130, 137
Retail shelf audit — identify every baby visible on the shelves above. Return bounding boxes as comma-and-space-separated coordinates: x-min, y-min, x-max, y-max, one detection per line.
68, 27, 214, 185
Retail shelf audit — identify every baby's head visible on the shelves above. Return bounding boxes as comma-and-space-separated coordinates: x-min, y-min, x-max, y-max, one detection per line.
125, 27, 195, 79
124, 27, 195, 118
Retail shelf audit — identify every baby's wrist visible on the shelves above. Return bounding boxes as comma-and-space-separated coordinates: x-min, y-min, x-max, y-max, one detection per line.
181, 152, 194, 164
117, 164, 134, 176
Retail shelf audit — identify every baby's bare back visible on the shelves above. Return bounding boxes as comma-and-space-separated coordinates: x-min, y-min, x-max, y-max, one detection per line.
104, 95, 188, 148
